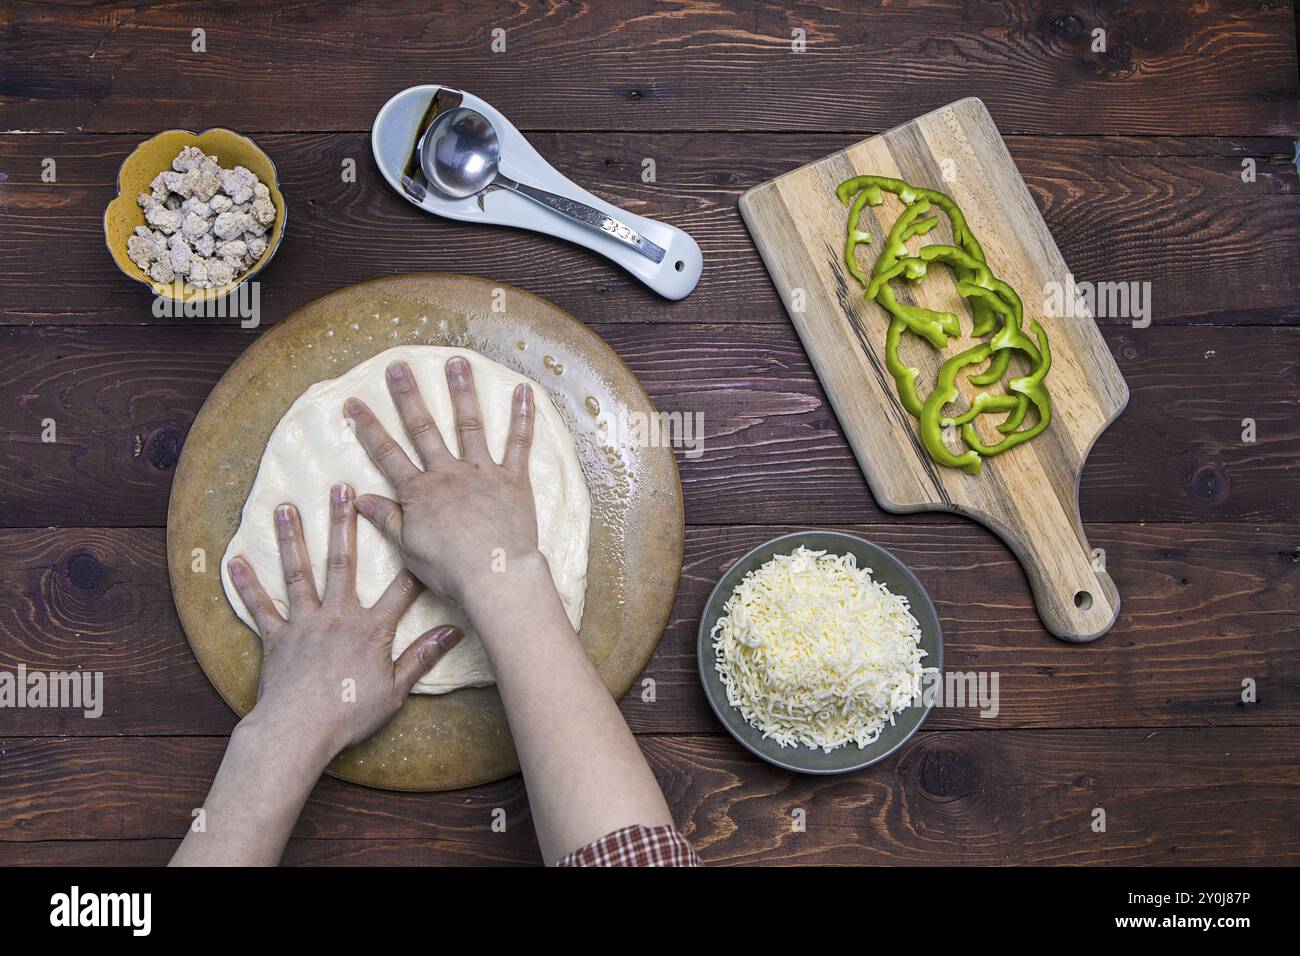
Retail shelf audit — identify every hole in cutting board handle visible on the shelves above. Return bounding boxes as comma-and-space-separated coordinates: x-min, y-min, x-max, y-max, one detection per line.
1073, 590, 1093, 611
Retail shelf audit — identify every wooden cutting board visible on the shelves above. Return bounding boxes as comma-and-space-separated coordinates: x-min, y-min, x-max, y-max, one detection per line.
739, 98, 1128, 642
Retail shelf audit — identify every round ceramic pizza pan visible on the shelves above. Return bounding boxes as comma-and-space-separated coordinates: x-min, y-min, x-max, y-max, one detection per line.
167, 273, 684, 791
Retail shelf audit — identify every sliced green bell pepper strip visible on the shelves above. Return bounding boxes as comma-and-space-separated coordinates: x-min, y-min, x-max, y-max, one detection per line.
884, 316, 925, 417
863, 201, 959, 348
843, 187, 876, 288
917, 342, 992, 476
881, 247, 1034, 427
960, 320, 1053, 456
839, 175, 994, 334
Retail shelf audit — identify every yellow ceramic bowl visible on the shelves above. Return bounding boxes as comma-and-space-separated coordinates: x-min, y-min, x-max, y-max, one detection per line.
104, 128, 287, 301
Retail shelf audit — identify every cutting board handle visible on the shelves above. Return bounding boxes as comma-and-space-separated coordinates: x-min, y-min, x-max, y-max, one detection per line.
996, 499, 1120, 643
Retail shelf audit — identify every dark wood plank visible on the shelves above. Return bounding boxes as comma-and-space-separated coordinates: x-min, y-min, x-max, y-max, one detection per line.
2, 132, 1297, 326
0, 734, 540, 862
2, 1, 1295, 135
0, 523, 1293, 736
1, 730, 1296, 864
0, 838, 522, 866
0, 840, 176, 866
0, 323, 1295, 527
653, 731, 1300, 865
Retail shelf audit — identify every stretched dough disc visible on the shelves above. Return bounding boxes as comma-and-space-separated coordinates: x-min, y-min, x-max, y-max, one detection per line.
220, 345, 591, 694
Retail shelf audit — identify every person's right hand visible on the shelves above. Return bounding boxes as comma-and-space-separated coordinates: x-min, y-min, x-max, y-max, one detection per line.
343, 356, 544, 611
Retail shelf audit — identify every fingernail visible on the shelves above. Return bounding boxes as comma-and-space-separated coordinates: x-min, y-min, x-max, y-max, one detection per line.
332, 483, 351, 505
447, 357, 468, 379
382, 361, 408, 390
435, 626, 463, 648
275, 504, 293, 523
228, 557, 246, 580
518, 383, 532, 410
344, 398, 363, 417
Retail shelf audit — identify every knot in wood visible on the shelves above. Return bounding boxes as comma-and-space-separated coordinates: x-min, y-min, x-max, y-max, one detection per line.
65, 552, 102, 590
918, 747, 974, 799
143, 426, 183, 470
1189, 462, 1230, 504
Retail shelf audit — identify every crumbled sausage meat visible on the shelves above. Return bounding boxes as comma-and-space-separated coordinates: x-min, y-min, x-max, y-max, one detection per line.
126, 226, 165, 271
130, 147, 276, 289
150, 258, 175, 284
212, 210, 249, 241
220, 166, 258, 204
172, 146, 207, 173
144, 203, 183, 234
251, 196, 276, 225
180, 213, 209, 241
168, 235, 192, 276
207, 258, 235, 287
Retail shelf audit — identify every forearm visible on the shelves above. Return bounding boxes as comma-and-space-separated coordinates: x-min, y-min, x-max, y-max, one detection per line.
466, 554, 674, 864
170, 714, 332, 866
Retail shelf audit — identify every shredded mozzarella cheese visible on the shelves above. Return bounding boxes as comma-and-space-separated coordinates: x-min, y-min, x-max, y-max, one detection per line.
711, 545, 932, 753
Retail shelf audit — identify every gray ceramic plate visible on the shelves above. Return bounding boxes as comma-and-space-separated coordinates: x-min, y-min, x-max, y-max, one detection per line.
697, 530, 943, 774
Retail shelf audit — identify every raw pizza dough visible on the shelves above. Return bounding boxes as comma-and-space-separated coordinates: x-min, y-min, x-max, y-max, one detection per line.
220, 345, 591, 694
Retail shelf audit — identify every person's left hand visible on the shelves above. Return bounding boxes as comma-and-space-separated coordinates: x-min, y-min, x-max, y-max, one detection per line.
227, 482, 462, 761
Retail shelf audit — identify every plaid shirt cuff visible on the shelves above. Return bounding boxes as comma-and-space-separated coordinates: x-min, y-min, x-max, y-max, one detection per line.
555, 824, 700, 867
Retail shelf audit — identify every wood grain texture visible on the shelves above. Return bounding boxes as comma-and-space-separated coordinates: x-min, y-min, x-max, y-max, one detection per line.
0, 839, 533, 866
651, 731, 1300, 865
1, 323, 1295, 528
2, 0, 1296, 135
1, 730, 1296, 864
0, 523, 1293, 737
0, 734, 538, 862
3, 132, 1297, 327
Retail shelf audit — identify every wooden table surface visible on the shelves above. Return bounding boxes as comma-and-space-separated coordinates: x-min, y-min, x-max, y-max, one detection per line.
1, 1, 1297, 866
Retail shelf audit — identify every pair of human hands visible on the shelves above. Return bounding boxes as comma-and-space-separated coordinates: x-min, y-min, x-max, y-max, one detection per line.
227, 357, 540, 756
